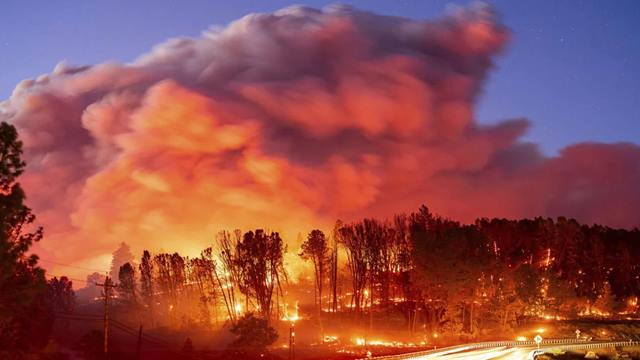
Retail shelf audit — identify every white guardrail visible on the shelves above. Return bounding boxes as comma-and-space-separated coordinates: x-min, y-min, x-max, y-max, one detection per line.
360, 339, 640, 360
526, 340, 640, 360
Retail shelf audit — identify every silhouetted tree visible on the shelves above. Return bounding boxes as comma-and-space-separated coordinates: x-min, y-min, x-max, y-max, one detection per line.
235, 230, 286, 321
300, 230, 329, 311
514, 264, 541, 310
47, 276, 76, 333
412, 214, 492, 335
300, 229, 329, 338
139, 250, 154, 324
214, 230, 242, 324
339, 223, 368, 315
228, 313, 278, 353
48, 276, 75, 314
189, 256, 216, 326
610, 239, 636, 300
330, 220, 342, 313
0, 122, 51, 353
154, 252, 187, 326
118, 262, 137, 304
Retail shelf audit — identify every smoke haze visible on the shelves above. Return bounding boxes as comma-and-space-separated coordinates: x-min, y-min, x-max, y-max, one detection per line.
1, 4, 639, 275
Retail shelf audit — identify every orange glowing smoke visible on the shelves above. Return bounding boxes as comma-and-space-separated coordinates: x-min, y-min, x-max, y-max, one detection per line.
1, 5, 639, 278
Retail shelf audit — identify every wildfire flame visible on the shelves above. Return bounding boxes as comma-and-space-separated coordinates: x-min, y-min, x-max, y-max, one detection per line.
282, 301, 299, 322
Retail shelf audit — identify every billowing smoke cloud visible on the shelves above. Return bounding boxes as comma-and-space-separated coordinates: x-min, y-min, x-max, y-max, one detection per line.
1, 4, 639, 275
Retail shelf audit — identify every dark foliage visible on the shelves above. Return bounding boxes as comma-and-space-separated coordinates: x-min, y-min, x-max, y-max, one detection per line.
118, 262, 137, 304
75, 329, 104, 358
228, 313, 278, 353
0, 121, 51, 353
234, 230, 286, 321
47, 276, 75, 313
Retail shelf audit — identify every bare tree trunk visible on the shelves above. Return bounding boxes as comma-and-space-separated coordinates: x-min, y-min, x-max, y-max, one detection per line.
318, 287, 324, 341
212, 267, 234, 324
469, 303, 474, 335
314, 257, 324, 341
369, 274, 374, 338
502, 307, 508, 329
330, 226, 340, 313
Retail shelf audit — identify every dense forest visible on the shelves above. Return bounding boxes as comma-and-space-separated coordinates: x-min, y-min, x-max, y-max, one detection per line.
88, 207, 640, 335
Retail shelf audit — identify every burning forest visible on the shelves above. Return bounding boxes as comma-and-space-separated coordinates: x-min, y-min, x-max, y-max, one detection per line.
1, 2, 640, 360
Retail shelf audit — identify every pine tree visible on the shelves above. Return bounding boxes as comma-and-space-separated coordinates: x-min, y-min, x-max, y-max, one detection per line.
0, 122, 51, 352
139, 250, 154, 318
118, 262, 137, 304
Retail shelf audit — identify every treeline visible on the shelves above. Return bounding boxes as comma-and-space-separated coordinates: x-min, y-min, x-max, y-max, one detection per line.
100, 205, 640, 338
109, 229, 287, 329
338, 206, 640, 335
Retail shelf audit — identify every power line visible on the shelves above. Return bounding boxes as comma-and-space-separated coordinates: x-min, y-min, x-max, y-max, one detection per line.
45, 274, 92, 284
54, 312, 101, 319
54, 313, 169, 346
55, 318, 168, 347
38, 258, 108, 273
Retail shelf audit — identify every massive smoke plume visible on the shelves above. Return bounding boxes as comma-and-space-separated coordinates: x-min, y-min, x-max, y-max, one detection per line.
1, 4, 639, 273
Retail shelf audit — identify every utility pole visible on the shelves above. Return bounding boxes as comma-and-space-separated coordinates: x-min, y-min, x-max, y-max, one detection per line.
289, 321, 295, 360
136, 324, 143, 359
96, 276, 118, 358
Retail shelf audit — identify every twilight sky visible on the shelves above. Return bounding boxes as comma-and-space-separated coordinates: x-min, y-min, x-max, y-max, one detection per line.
2, 0, 639, 154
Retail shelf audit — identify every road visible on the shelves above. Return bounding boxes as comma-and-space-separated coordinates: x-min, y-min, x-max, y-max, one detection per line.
365, 339, 640, 360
